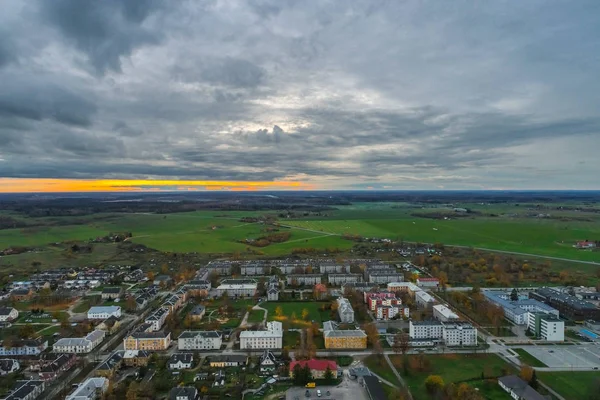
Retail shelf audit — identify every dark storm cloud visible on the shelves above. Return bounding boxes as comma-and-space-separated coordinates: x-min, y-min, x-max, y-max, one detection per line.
176, 58, 266, 89
113, 121, 143, 138
38, 0, 163, 74
0, 35, 16, 68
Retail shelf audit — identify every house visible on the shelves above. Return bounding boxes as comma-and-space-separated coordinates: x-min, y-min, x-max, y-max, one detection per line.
96, 316, 121, 335
337, 297, 355, 323
3, 380, 45, 400
10, 288, 34, 301
100, 287, 123, 300
169, 386, 198, 400
87, 306, 122, 320
259, 350, 278, 372
168, 353, 194, 370
53, 330, 106, 353
178, 331, 222, 350
576, 241, 596, 249
153, 275, 173, 286
123, 331, 171, 351
95, 351, 123, 378
289, 359, 338, 380
188, 305, 205, 321
37, 354, 76, 381
498, 375, 550, 400
185, 280, 211, 298
0, 339, 48, 356
65, 377, 109, 400
0, 307, 18, 322
209, 355, 248, 368
267, 286, 279, 301
0, 359, 20, 375
122, 350, 151, 367
239, 321, 283, 350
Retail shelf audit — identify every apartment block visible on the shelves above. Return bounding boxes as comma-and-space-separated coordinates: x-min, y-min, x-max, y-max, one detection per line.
178, 331, 222, 350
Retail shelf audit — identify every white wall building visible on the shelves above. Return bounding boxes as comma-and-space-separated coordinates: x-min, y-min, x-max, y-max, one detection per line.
215, 283, 257, 297
65, 377, 109, 400
87, 306, 122, 320
145, 307, 170, 331
415, 291, 436, 308
409, 320, 477, 346
433, 305, 459, 322
178, 331, 222, 350
0, 307, 19, 322
527, 312, 564, 342
409, 321, 444, 340
337, 297, 355, 323
53, 331, 105, 354
239, 321, 283, 350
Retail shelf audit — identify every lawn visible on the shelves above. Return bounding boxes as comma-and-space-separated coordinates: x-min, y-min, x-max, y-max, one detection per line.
72, 299, 91, 313
363, 355, 400, 386
538, 371, 600, 399
513, 348, 548, 367
389, 353, 515, 400
262, 302, 327, 328
283, 331, 301, 348
247, 309, 266, 324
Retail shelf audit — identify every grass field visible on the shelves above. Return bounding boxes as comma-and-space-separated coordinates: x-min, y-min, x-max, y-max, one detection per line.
538, 371, 599, 399
389, 353, 514, 400
363, 355, 401, 386
262, 301, 327, 328
247, 309, 265, 324
514, 348, 548, 367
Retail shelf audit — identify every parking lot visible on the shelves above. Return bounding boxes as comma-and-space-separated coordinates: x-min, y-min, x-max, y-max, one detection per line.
286, 375, 369, 400
520, 344, 600, 369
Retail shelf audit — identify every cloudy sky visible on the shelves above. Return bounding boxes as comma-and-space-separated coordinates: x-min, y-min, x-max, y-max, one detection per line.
1, 0, 599, 191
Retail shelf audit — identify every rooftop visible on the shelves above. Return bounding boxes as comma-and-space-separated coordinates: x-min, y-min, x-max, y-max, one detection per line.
178, 330, 221, 339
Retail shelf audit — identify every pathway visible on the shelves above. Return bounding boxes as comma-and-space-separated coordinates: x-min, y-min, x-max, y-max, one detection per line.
252, 304, 268, 327
384, 353, 413, 400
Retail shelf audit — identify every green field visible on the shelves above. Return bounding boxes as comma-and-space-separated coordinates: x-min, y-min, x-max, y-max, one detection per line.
247, 309, 265, 324
262, 301, 328, 328
363, 355, 401, 386
538, 371, 600, 399
513, 348, 548, 367
389, 354, 514, 400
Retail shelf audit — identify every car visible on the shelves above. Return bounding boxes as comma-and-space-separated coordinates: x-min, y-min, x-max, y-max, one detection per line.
326, 391, 330, 396
594, 367, 598, 370
548, 350, 554, 353
305, 390, 310, 397
317, 389, 321, 397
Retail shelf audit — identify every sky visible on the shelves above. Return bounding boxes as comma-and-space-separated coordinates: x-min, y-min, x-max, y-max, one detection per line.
1, 0, 599, 192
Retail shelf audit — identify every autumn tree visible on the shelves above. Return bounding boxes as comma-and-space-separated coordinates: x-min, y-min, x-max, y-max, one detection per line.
146, 271, 155, 282
275, 306, 283, 318
424, 375, 444, 394
126, 381, 139, 400
393, 333, 410, 355
520, 364, 534, 382
301, 308, 310, 321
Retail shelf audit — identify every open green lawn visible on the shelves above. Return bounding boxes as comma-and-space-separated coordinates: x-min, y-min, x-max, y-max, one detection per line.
363, 355, 400, 386
389, 354, 514, 400
283, 331, 301, 348
514, 348, 548, 367
262, 302, 327, 328
247, 309, 265, 324
538, 371, 599, 399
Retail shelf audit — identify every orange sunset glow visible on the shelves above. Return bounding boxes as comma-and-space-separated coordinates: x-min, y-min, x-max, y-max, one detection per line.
0, 178, 313, 193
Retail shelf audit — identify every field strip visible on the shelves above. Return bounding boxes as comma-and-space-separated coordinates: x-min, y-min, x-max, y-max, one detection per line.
439, 223, 521, 245
452, 245, 600, 265
277, 223, 340, 236
129, 222, 256, 239
269, 233, 336, 246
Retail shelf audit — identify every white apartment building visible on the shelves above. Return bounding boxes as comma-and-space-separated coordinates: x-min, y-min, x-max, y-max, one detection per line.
178, 331, 222, 350
433, 304, 459, 322
0, 307, 19, 322
409, 321, 444, 340
145, 307, 170, 331
239, 321, 283, 350
337, 297, 355, 323
87, 306, 122, 320
53, 331, 105, 354
415, 291, 436, 307
527, 312, 564, 342
442, 322, 478, 346
65, 377, 109, 400
215, 283, 257, 297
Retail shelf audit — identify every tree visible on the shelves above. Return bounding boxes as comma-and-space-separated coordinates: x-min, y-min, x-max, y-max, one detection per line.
529, 370, 539, 390
324, 366, 334, 382
126, 381, 139, 400
275, 306, 283, 318
146, 271, 155, 282
301, 308, 310, 321
520, 365, 534, 382
125, 296, 137, 312
424, 375, 444, 394
393, 333, 410, 355
292, 364, 303, 385
18, 324, 36, 339
510, 288, 519, 301
291, 311, 297, 321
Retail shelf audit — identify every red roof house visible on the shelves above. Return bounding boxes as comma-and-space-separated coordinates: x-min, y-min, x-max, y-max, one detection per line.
289, 359, 338, 379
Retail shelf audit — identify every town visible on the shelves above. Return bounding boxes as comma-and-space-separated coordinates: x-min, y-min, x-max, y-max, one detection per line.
0, 257, 599, 400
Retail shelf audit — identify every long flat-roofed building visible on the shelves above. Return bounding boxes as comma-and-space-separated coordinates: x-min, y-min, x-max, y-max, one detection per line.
239, 321, 283, 350
433, 304, 459, 322
215, 281, 257, 297
178, 331, 222, 350
530, 287, 600, 322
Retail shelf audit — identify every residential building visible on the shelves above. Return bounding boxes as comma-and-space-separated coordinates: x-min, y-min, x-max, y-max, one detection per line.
10, 288, 34, 301
209, 355, 248, 367
416, 277, 439, 288
433, 305, 459, 322
289, 359, 337, 380
576, 241, 597, 249
409, 320, 444, 341
530, 287, 600, 322
367, 271, 404, 284
37, 354, 76, 381
178, 330, 222, 350
168, 353, 194, 370
145, 307, 170, 331
328, 274, 362, 286
366, 293, 397, 310
387, 282, 420, 295
498, 375, 549, 400
241, 264, 266, 275
375, 304, 407, 320
442, 322, 478, 346
100, 287, 123, 300
341, 282, 379, 295
323, 323, 367, 349
95, 351, 123, 378
122, 350, 150, 367
0, 339, 48, 356
484, 291, 559, 325
286, 274, 321, 286
0, 307, 18, 322
3, 380, 45, 400
320, 263, 348, 274
87, 306, 122, 320
53, 330, 105, 354
123, 331, 171, 351
415, 291, 436, 308
259, 350, 278, 372
0, 359, 19, 375
337, 297, 355, 323
215, 282, 257, 297
313, 283, 329, 300
267, 285, 279, 301
169, 387, 198, 400
188, 305, 205, 321
185, 280, 211, 297
527, 312, 564, 342
239, 321, 283, 350
153, 275, 173, 286
96, 316, 121, 335
65, 377, 109, 400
